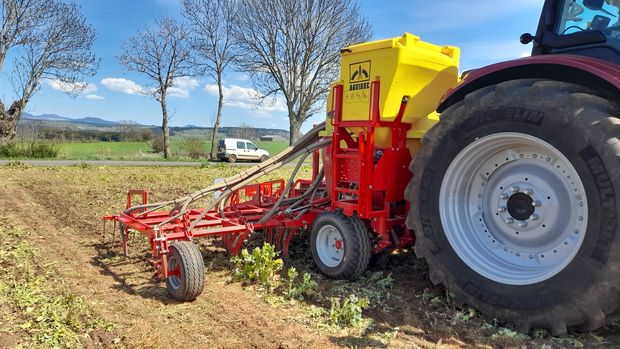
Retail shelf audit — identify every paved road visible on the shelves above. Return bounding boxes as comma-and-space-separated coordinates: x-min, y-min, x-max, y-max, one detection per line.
0, 159, 260, 167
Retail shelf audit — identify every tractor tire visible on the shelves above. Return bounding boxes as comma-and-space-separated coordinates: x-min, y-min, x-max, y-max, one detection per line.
228, 154, 237, 163
260, 155, 269, 163
407, 79, 620, 335
310, 212, 371, 280
165, 241, 206, 301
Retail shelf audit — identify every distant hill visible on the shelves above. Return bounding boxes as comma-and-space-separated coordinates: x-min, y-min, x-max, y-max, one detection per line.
19, 112, 290, 140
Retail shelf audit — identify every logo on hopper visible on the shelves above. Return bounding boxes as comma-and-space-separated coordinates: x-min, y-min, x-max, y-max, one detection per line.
349, 61, 370, 91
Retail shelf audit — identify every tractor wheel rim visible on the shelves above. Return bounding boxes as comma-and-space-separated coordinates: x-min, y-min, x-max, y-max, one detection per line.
439, 132, 587, 285
168, 256, 182, 290
316, 224, 344, 268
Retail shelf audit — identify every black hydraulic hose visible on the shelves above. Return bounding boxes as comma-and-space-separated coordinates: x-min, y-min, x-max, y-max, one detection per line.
257, 151, 311, 224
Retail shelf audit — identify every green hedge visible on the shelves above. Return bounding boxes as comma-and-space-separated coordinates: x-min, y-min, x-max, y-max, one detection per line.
0, 143, 59, 158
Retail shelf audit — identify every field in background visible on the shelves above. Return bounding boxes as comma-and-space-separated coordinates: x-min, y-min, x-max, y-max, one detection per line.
52, 140, 289, 161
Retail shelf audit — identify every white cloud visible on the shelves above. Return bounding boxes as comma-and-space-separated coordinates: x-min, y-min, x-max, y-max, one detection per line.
168, 77, 199, 98
409, 0, 543, 32
204, 84, 287, 118
85, 94, 105, 100
46, 79, 97, 94
101, 78, 145, 95
101, 77, 198, 98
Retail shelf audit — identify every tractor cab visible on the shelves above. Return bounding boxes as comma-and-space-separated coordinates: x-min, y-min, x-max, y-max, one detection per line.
528, 0, 620, 64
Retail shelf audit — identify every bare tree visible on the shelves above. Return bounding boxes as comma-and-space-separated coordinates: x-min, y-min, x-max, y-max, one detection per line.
232, 122, 256, 140
183, 0, 238, 160
117, 18, 194, 158
234, 0, 371, 144
0, 0, 98, 144
28, 119, 43, 143
117, 120, 139, 141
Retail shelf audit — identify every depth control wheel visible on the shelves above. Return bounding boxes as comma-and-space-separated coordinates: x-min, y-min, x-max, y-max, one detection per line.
165, 241, 205, 301
407, 79, 620, 334
310, 212, 371, 280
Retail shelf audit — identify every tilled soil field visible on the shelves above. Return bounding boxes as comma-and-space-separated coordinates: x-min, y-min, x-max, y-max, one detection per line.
0, 164, 618, 348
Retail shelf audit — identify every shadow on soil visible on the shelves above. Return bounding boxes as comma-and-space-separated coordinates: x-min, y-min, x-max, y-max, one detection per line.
89, 236, 234, 305
89, 231, 620, 348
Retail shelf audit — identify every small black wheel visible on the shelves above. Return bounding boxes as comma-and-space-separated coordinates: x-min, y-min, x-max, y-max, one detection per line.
165, 241, 205, 301
259, 155, 268, 163
310, 212, 371, 280
228, 154, 237, 163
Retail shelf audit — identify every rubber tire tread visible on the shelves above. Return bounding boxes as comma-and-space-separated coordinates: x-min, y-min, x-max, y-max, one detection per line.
165, 241, 206, 301
310, 212, 371, 280
406, 79, 620, 335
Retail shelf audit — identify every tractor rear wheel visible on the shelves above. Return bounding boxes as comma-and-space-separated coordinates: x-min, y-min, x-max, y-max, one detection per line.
165, 241, 206, 301
310, 212, 371, 280
407, 79, 620, 334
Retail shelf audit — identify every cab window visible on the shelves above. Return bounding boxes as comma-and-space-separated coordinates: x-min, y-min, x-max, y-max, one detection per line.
237, 141, 246, 149
557, 0, 620, 36
246, 142, 258, 150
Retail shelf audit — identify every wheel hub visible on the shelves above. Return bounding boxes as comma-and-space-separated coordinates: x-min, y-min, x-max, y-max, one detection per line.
506, 192, 535, 221
439, 132, 587, 285
167, 256, 182, 290
316, 225, 344, 268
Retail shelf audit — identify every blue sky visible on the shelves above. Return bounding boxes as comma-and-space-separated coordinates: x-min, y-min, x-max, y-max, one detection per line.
3, 0, 544, 132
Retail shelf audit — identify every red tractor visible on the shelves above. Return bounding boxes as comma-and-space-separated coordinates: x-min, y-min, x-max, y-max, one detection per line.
105, 0, 620, 334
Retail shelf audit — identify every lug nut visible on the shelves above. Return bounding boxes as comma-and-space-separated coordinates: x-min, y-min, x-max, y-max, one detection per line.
518, 221, 528, 228
532, 200, 542, 207
511, 186, 520, 193
529, 214, 539, 221
505, 218, 514, 224
525, 189, 534, 195
498, 206, 507, 213
500, 194, 509, 200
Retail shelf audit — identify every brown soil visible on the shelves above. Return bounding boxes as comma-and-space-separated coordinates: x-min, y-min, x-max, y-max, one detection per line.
0, 165, 618, 349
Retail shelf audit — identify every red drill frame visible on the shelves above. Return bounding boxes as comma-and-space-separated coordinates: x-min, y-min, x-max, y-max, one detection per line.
103, 79, 414, 280
328, 81, 414, 251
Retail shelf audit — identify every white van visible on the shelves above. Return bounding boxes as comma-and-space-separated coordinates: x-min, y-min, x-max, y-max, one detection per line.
216, 138, 270, 163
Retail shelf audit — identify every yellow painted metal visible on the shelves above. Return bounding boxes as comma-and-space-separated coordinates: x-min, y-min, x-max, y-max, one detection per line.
323, 33, 460, 149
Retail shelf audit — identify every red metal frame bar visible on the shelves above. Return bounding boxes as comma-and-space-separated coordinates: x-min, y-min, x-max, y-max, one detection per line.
328, 80, 414, 251
104, 79, 418, 282
104, 175, 328, 278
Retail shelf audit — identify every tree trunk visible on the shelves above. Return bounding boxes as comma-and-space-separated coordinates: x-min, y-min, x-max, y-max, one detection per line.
0, 100, 25, 145
0, 55, 6, 75
289, 114, 302, 145
160, 94, 171, 159
0, 118, 18, 145
210, 73, 224, 160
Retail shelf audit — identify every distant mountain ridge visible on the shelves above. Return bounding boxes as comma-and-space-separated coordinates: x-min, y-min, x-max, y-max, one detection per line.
20, 112, 290, 139
23, 113, 120, 127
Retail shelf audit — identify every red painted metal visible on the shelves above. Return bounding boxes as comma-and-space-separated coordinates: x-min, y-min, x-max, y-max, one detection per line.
104, 79, 416, 282
327, 80, 414, 252
104, 178, 329, 278
439, 54, 620, 112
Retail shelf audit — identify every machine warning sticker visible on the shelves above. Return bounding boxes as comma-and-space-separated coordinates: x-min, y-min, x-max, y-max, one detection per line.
349, 61, 371, 91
